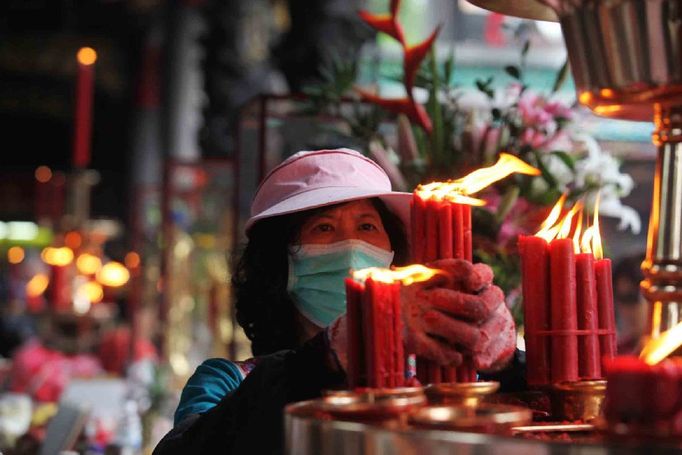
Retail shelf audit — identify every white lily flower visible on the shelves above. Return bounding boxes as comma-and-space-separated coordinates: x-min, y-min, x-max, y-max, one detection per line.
572, 133, 641, 234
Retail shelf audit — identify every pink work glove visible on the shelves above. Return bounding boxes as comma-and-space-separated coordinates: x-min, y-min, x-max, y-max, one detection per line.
401, 258, 516, 372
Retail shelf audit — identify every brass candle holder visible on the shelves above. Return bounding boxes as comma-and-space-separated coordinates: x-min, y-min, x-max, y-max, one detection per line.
550, 380, 607, 422
408, 403, 533, 435
468, 0, 682, 355
318, 387, 426, 424
424, 380, 500, 407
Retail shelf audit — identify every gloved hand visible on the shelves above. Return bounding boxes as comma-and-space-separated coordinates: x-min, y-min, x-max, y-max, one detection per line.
401, 258, 516, 372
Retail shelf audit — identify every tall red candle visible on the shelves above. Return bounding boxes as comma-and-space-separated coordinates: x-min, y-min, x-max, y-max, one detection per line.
391, 284, 405, 388
413, 192, 475, 384
595, 258, 617, 368
411, 194, 426, 263
456, 204, 476, 383
346, 275, 404, 389
73, 47, 97, 169
549, 238, 579, 383
575, 252, 601, 379
518, 234, 551, 386
345, 278, 365, 389
437, 202, 453, 259
424, 199, 439, 262
411, 155, 540, 385
462, 204, 472, 261
604, 356, 682, 430
452, 203, 465, 259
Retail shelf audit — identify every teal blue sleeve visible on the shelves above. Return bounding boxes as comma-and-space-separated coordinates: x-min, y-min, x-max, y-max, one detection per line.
174, 358, 243, 425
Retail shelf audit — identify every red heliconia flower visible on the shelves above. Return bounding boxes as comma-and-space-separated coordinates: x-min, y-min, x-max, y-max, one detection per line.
356, 88, 432, 133
390, 0, 401, 17
403, 25, 441, 94
411, 101, 433, 133
358, 10, 405, 44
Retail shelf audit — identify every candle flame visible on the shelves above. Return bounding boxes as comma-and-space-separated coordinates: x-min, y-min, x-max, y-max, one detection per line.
640, 321, 682, 365
416, 153, 539, 204
592, 194, 604, 260
77, 47, 97, 66
571, 203, 584, 253
352, 264, 441, 285
557, 202, 581, 240
581, 226, 594, 254
535, 194, 566, 241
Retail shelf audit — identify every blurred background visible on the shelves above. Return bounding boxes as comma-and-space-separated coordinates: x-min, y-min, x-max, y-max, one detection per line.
0, 0, 653, 453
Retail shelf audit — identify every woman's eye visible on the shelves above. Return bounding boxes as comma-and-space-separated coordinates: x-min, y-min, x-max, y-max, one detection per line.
313, 223, 334, 233
360, 223, 378, 231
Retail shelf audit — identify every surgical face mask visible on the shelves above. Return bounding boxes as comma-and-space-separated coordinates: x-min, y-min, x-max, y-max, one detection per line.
288, 239, 394, 328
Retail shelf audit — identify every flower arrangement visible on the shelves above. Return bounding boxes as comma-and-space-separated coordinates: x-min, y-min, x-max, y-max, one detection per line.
302, 0, 639, 320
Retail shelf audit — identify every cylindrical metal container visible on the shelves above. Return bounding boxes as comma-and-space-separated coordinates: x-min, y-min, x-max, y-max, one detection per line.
560, 0, 682, 121
285, 398, 682, 454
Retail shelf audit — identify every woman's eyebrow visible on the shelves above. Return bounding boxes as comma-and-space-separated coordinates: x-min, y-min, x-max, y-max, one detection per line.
307, 212, 337, 222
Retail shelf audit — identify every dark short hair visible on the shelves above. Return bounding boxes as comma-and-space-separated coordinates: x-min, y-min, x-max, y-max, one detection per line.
232, 198, 408, 356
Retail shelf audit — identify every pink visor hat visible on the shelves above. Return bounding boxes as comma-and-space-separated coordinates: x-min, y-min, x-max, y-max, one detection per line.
245, 148, 412, 233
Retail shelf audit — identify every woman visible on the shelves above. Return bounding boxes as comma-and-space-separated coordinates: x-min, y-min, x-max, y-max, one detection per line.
153, 148, 517, 454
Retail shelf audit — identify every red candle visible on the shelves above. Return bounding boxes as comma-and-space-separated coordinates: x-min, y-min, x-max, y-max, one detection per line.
345, 278, 365, 389
391, 285, 405, 388
410, 156, 540, 385
575, 252, 601, 379
595, 258, 617, 368
518, 235, 551, 386
456, 361, 476, 382
462, 204, 473, 261
411, 194, 426, 263
453, 203, 465, 259
456, 204, 475, 382
413, 193, 475, 384
549, 238, 579, 383
346, 275, 404, 388
604, 356, 682, 429
437, 202, 453, 259
424, 199, 439, 262
73, 47, 97, 169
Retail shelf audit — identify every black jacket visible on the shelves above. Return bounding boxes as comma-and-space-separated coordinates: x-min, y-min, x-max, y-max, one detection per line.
152, 332, 345, 455
152, 333, 526, 455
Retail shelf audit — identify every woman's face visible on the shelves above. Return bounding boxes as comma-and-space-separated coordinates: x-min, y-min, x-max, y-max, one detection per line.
297, 199, 392, 251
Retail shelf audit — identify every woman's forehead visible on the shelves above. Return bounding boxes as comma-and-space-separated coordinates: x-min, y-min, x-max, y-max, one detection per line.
313, 199, 379, 217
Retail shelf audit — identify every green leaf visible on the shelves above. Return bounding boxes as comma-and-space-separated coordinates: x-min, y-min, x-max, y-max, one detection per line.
533, 150, 558, 188
491, 107, 502, 121
552, 59, 569, 94
504, 65, 521, 80
550, 150, 576, 172
475, 78, 495, 99
444, 52, 454, 85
